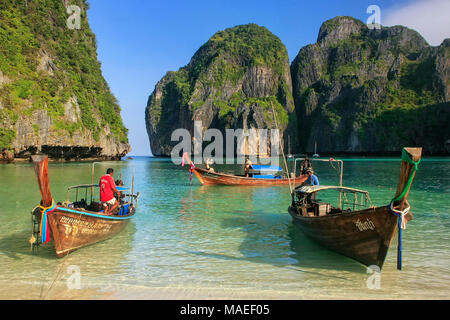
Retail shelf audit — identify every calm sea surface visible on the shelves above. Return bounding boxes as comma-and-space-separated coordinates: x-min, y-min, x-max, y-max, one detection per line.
0, 156, 449, 299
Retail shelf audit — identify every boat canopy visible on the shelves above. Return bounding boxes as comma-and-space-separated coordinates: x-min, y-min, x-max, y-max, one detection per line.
67, 184, 129, 191
66, 184, 133, 205
252, 165, 282, 171
295, 185, 369, 195
253, 175, 284, 179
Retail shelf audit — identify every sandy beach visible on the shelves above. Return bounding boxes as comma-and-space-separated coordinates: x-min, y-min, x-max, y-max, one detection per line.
2, 280, 449, 300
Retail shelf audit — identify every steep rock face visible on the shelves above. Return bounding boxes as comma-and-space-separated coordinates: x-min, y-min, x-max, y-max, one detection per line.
0, 0, 130, 162
433, 39, 450, 101
146, 24, 296, 156
291, 16, 449, 155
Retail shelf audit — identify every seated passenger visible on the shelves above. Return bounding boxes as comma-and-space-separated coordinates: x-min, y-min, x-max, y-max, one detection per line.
205, 158, 215, 172
305, 168, 319, 186
300, 157, 312, 175
244, 157, 253, 177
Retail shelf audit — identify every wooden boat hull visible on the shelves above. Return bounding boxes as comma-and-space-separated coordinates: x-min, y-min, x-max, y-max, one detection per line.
193, 168, 307, 186
288, 205, 412, 268
47, 207, 133, 258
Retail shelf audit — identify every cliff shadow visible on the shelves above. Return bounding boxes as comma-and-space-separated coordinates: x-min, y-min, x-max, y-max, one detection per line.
374, 102, 450, 155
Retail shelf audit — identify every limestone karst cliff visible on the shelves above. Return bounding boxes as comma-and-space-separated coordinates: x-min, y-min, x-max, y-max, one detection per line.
145, 23, 296, 157
147, 17, 449, 156
0, 0, 130, 162
291, 16, 449, 155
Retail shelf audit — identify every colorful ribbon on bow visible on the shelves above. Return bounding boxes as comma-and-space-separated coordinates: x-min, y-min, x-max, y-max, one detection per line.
182, 152, 195, 184
389, 148, 420, 270
189, 163, 195, 183
38, 200, 57, 245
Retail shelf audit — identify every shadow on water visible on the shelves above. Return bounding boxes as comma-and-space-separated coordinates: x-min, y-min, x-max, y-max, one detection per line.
0, 230, 57, 260
0, 221, 137, 262
189, 211, 366, 276
286, 223, 363, 272
171, 177, 368, 275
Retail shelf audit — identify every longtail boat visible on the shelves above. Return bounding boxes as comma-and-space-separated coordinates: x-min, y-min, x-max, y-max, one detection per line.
181, 153, 308, 186
288, 147, 422, 269
183, 102, 309, 187
29, 155, 140, 258
191, 166, 308, 186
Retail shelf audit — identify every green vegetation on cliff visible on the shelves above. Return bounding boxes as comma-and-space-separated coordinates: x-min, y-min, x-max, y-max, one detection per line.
146, 23, 295, 156
291, 16, 449, 154
202, 23, 288, 75
151, 23, 291, 116
0, 0, 128, 150
146, 17, 448, 156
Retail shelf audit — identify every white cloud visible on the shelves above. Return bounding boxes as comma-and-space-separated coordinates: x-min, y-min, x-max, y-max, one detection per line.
383, 0, 450, 46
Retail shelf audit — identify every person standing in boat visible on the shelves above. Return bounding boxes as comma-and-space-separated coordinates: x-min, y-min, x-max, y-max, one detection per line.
305, 168, 319, 186
100, 168, 121, 215
244, 157, 253, 177
300, 156, 312, 175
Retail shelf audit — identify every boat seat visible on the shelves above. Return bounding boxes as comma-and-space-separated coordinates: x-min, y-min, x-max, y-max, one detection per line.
118, 203, 130, 216
317, 203, 331, 216
299, 207, 307, 216
88, 201, 103, 212
305, 207, 315, 217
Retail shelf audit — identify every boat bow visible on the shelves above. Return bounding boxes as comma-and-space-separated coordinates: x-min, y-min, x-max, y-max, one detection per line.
30, 155, 56, 250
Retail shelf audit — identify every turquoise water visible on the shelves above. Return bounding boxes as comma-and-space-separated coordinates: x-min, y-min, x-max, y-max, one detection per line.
0, 157, 449, 299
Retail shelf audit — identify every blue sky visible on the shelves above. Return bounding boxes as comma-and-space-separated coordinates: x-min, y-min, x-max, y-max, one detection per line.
86, 0, 449, 156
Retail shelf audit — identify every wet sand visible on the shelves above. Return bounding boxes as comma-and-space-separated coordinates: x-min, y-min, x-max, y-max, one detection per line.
2, 281, 449, 300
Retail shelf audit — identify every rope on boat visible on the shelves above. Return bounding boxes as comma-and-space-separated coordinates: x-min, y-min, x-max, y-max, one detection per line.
270, 101, 293, 194
389, 202, 410, 230
389, 149, 420, 270
389, 202, 410, 270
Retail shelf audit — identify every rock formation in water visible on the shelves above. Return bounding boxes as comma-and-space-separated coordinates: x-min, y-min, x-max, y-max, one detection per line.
147, 17, 449, 156
145, 23, 296, 157
291, 16, 449, 155
0, 0, 130, 162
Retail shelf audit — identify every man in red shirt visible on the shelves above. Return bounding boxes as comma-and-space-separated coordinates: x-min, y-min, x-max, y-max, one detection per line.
100, 168, 120, 214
